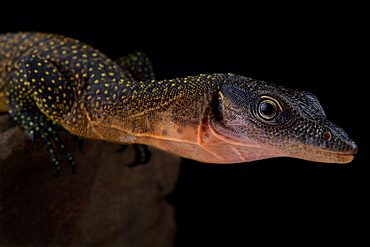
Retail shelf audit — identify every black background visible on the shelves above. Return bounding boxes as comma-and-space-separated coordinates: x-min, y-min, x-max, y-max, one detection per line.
1, 3, 368, 246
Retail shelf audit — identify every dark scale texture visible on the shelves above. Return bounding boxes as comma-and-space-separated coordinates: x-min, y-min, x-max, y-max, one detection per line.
0, 33, 128, 123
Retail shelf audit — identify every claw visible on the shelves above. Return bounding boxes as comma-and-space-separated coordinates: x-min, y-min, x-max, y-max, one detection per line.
28, 130, 35, 144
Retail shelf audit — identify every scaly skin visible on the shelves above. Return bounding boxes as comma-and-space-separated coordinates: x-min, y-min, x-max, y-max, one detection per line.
0, 32, 357, 174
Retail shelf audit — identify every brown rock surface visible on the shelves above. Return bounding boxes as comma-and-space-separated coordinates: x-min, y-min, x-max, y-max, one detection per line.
0, 114, 181, 246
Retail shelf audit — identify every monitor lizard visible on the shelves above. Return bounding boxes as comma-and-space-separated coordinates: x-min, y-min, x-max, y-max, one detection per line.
0, 32, 358, 176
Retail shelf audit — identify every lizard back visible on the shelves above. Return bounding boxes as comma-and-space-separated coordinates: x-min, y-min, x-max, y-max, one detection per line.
0, 32, 130, 112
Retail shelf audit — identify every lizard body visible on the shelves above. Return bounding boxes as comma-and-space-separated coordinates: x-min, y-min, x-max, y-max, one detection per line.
0, 32, 357, 174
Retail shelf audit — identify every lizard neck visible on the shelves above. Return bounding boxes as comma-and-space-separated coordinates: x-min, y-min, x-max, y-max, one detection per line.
86, 74, 228, 144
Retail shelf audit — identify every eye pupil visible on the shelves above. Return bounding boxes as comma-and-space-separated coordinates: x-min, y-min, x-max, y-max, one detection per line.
260, 102, 275, 117
258, 99, 278, 120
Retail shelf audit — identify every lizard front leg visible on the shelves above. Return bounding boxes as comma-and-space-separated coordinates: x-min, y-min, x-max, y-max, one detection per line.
7, 55, 76, 176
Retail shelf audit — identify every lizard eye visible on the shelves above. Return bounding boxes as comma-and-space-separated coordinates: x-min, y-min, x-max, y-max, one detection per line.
258, 99, 279, 120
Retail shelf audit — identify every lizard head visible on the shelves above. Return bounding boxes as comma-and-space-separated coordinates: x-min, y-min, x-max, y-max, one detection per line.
208, 75, 357, 164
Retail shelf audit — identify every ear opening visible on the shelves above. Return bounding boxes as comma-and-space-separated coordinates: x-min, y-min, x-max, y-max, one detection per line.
209, 92, 224, 121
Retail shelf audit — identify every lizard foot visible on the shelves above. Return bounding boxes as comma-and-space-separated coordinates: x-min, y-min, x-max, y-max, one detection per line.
116, 144, 152, 166
9, 111, 75, 177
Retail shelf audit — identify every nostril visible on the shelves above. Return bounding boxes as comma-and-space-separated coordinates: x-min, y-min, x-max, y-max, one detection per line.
322, 131, 331, 141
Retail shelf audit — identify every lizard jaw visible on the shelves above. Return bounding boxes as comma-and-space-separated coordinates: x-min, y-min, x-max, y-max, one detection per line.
292, 144, 358, 164
316, 148, 357, 164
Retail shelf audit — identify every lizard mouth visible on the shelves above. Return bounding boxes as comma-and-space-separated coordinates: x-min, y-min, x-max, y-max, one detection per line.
285, 140, 358, 164
314, 146, 357, 164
